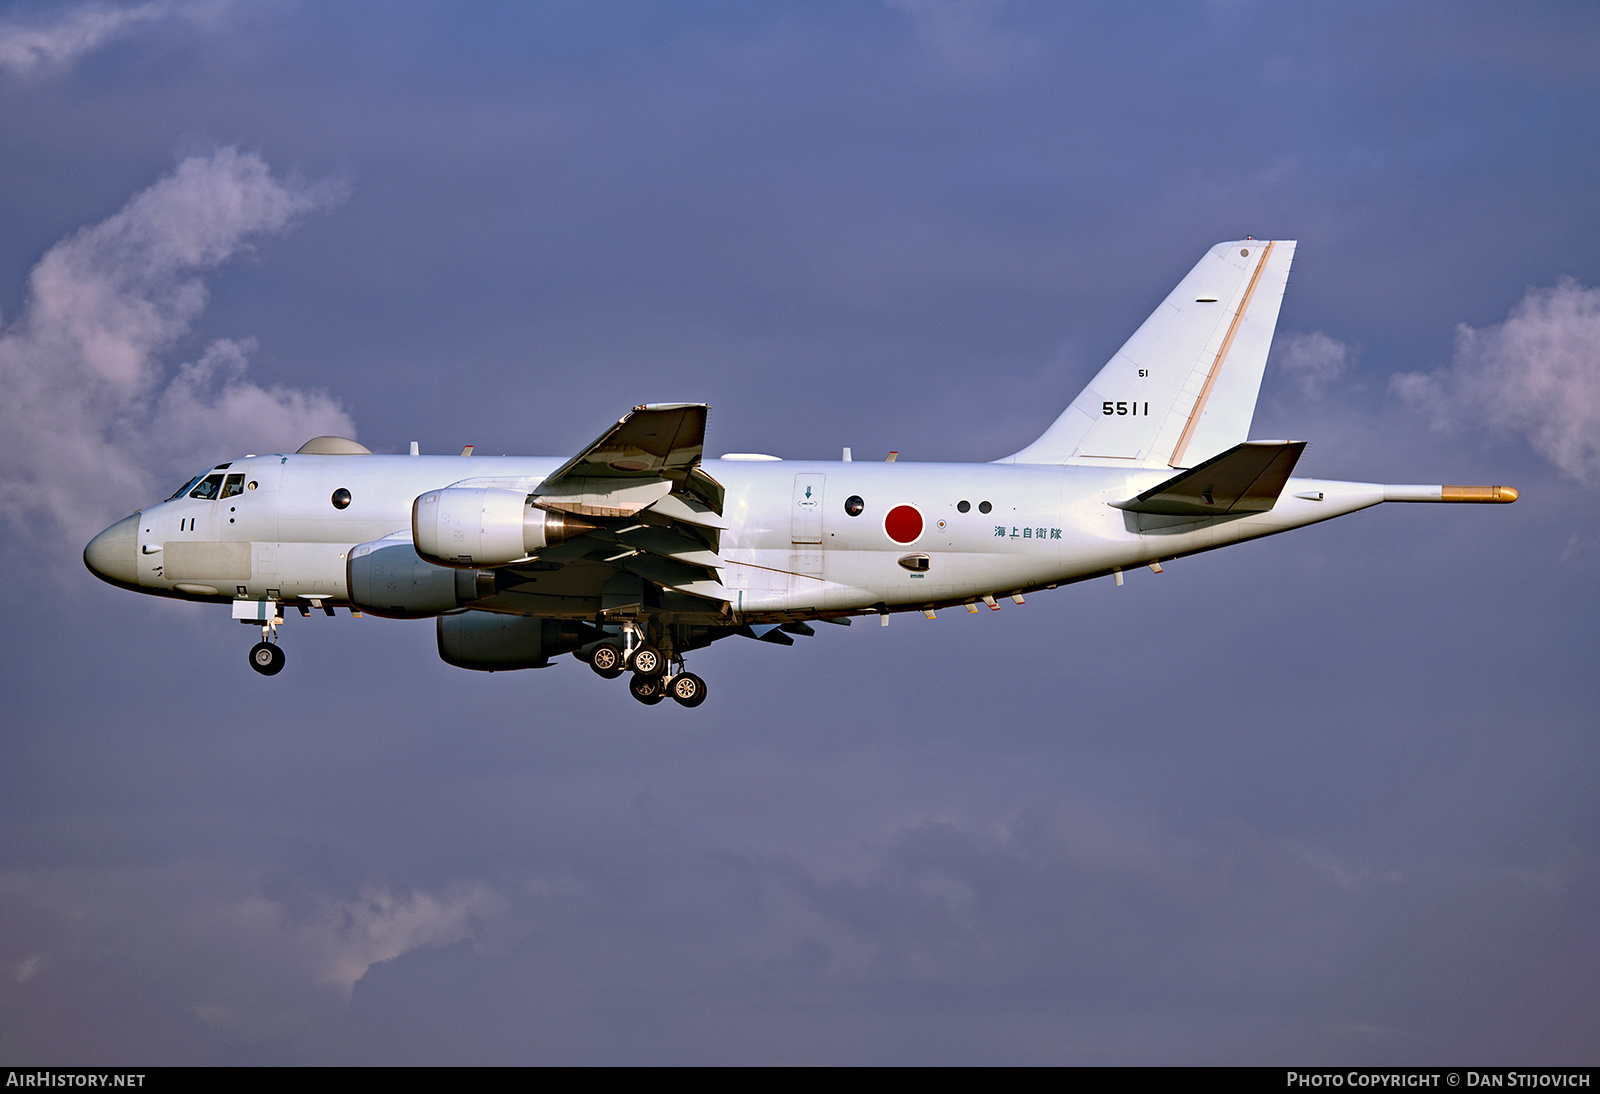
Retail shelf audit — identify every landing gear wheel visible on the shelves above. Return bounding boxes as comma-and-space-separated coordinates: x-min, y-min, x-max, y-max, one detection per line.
248, 642, 285, 676
590, 642, 625, 679
628, 674, 665, 705
628, 645, 664, 678
668, 672, 707, 708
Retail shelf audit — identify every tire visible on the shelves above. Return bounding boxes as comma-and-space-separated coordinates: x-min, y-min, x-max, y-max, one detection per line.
590, 642, 625, 678
669, 672, 707, 708
628, 645, 664, 678
628, 674, 665, 705
248, 642, 285, 676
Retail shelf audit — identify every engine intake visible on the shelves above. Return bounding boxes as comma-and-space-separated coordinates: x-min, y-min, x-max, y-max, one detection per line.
412, 487, 594, 567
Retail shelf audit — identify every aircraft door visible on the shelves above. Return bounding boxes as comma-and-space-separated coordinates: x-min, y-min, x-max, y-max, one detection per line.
790, 473, 825, 582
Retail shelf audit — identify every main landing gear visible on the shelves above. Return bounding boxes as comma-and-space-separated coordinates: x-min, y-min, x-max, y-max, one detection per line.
587, 623, 708, 708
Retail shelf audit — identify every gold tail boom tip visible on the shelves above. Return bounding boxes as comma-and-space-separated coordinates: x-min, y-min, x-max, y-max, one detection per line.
1441, 485, 1518, 503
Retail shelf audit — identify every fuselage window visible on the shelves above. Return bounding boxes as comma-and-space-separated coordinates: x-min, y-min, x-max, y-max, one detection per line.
220, 474, 246, 499
168, 474, 206, 501
844, 495, 865, 517
189, 473, 226, 500
331, 488, 352, 510
978, 500, 992, 514
957, 500, 971, 513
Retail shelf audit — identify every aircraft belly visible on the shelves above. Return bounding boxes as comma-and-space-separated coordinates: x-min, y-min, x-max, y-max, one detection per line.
275, 542, 354, 599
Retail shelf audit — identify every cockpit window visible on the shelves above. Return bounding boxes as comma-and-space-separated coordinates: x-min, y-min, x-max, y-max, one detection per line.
167, 474, 206, 501
220, 473, 245, 499
189, 473, 226, 500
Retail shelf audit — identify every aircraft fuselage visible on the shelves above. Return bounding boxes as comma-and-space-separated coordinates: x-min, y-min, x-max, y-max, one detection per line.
97, 451, 1385, 619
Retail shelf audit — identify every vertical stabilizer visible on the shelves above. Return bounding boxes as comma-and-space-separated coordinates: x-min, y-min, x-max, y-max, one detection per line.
1000, 239, 1296, 469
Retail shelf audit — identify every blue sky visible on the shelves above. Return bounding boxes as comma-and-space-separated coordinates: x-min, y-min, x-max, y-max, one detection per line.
0, 0, 1596, 1064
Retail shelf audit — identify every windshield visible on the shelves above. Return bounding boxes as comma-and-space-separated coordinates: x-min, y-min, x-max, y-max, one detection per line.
167, 473, 207, 501
188, 473, 225, 500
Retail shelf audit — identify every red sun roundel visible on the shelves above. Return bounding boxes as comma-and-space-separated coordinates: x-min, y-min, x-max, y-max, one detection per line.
884, 505, 923, 544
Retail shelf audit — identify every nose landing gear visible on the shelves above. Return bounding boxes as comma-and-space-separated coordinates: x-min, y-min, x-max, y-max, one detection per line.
239, 605, 286, 676
248, 641, 286, 676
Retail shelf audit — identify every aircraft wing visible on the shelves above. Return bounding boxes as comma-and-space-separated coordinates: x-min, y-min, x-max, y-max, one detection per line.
1114, 440, 1306, 516
531, 403, 714, 518
514, 403, 731, 609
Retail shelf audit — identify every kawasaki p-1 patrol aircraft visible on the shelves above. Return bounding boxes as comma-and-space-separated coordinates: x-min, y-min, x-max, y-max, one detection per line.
84, 240, 1515, 707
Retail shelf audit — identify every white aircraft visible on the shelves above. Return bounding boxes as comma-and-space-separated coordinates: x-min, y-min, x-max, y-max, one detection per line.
84, 239, 1515, 707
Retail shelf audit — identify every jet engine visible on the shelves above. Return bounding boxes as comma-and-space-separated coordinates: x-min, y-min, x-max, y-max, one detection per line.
412, 487, 593, 567
347, 537, 493, 618
437, 612, 599, 671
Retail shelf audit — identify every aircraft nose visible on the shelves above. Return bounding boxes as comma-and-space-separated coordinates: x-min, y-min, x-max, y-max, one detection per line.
84, 512, 141, 589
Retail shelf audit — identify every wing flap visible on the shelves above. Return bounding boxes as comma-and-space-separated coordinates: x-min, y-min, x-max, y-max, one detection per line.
617, 526, 724, 570
1114, 440, 1307, 516
522, 402, 731, 611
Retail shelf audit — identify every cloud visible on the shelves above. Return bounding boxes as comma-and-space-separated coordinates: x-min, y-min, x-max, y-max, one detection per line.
1393, 279, 1600, 483
0, 862, 507, 1055
0, 1, 216, 79
1270, 330, 1354, 399
884, 0, 1036, 74
0, 147, 351, 549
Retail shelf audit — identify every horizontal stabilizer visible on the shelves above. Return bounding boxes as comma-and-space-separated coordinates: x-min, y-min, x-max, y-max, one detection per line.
1115, 440, 1306, 516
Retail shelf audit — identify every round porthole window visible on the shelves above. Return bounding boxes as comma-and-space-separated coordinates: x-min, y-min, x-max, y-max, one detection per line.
957, 500, 971, 513
978, 500, 992, 514
844, 495, 865, 517
331, 488, 352, 510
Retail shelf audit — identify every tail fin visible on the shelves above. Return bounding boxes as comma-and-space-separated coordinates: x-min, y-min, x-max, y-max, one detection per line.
1000, 239, 1296, 469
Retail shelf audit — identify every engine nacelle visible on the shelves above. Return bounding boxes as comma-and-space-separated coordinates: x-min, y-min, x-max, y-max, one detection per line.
347, 538, 493, 618
437, 612, 599, 671
412, 486, 592, 567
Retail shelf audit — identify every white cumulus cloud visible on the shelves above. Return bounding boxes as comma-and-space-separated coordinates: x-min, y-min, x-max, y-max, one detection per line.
0, 1, 218, 79
1270, 330, 1354, 398
1393, 279, 1600, 483
0, 147, 352, 549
